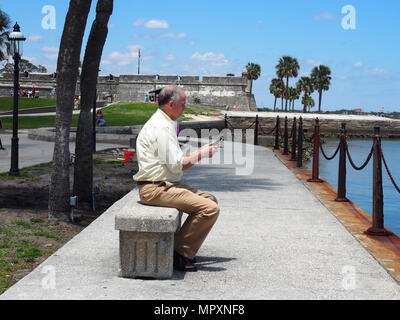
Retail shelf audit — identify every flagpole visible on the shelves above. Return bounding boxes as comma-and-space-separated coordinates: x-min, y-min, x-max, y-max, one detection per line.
138, 49, 140, 74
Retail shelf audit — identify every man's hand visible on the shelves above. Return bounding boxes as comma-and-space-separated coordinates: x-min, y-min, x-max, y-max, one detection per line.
182, 142, 219, 171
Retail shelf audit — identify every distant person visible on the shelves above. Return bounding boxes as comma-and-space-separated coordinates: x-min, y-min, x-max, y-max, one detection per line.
96, 109, 106, 127
9, 88, 13, 96
31, 87, 36, 98
51, 88, 56, 97
144, 94, 148, 103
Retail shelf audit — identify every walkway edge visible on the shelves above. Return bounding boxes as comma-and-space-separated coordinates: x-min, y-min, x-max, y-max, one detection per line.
271, 147, 400, 284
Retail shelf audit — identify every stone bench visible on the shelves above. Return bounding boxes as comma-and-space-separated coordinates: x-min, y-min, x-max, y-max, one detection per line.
115, 190, 182, 279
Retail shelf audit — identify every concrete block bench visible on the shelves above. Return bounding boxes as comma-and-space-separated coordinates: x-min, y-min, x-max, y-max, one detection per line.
115, 191, 182, 279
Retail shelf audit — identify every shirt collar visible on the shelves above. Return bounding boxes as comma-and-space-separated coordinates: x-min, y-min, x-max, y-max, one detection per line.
158, 108, 176, 126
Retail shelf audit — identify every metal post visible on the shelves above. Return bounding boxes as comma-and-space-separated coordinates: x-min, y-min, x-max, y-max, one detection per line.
274, 116, 280, 150
335, 123, 349, 202
290, 117, 297, 161
297, 117, 303, 168
283, 116, 289, 155
254, 115, 259, 146
9, 54, 20, 176
365, 127, 393, 236
308, 118, 323, 182
92, 87, 97, 153
224, 114, 228, 129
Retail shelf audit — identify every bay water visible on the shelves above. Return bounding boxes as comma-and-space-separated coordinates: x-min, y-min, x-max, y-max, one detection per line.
305, 139, 400, 237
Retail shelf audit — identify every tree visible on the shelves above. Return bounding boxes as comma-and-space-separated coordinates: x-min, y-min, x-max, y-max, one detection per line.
73, 0, 113, 208
288, 86, 299, 112
245, 62, 261, 95
269, 78, 284, 112
0, 9, 11, 61
0, 59, 48, 73
310, 65, 331, 113
48, 0, 93, 221
301, 95, 315, 112
275, 56, 300, 112
296, 76, 314, 113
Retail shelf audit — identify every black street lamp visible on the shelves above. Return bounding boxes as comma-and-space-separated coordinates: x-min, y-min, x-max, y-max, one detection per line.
8, 22, 26, 176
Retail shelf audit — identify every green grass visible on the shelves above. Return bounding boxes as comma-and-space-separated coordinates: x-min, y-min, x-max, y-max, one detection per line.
0, 97, 56, 112
0, 102, 218, 129
0, 216, 74, 293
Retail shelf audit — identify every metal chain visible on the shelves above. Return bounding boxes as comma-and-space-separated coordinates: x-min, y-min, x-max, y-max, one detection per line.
344, 139, 374, 171
319, 142, 340, 160
381, 147, 400, 193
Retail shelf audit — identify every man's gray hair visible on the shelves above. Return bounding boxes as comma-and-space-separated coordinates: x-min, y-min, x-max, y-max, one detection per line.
158, 86, 182, 107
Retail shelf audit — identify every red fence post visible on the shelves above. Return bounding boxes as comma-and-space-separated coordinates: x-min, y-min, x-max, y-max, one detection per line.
365, 127, 393, 236
335, 123, 349, 202
308, 118, 323, 182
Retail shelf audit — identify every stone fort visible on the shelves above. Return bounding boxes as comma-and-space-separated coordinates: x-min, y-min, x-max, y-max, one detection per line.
0, 69, 257, 111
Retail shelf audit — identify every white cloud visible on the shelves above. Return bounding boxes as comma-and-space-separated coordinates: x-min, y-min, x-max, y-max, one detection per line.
27, 34, 44, 42
144, 19, 169, 29
23, 56, 38, 63
108, 23, 117, 29
312, 11, 336, 21
166, 54, 175, 61
107, 45, 147, 66
41, 46, 59, 53
132, 18, 146, 26
189, 40, 196, 46
44, 53, 58, 60
131, 32, 186, 40
132, 18, 169, 29
305, 58, 321, 66
190, 52, 228, 63
101, 60, 112, 65
365, 67, 387, 75
353, 61, 363, 68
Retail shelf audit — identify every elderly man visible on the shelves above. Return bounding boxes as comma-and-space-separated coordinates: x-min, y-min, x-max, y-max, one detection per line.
133, 85, 219, 272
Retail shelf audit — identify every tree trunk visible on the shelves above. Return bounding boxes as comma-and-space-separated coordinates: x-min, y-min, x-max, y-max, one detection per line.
48, 0, 92, 221
285, 77, 289, 112
73, 0, 113, 208
318, 89, 322, 113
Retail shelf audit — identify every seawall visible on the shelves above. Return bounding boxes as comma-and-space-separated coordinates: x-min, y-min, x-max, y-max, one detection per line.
224, 111, 400, 138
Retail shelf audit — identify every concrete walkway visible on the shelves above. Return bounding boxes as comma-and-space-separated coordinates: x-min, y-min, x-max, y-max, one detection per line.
1, 141, 400, 300
0, 131, 125, 173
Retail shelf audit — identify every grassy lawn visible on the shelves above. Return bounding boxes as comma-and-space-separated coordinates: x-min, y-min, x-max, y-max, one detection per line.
0, 212, 82, 294
0, 102, 220, 130
0, 97, 56, 112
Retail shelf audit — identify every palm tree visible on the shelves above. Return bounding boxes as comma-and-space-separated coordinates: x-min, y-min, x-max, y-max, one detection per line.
74, 0, 114, 208
296, 76, 314, 113
310, 65, 331, 113
302, 95, 315, 112
269, 78, 284, 112
276, 56, 300, 112
48, 0, 93, 221
245, 62, 261, 95
0, 9, 11, 61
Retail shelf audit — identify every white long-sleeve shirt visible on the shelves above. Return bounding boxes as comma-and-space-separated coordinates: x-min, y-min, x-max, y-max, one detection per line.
133, 108, 184, 182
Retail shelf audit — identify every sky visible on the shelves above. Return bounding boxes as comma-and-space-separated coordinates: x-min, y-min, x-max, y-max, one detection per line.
1, 0, 400, 112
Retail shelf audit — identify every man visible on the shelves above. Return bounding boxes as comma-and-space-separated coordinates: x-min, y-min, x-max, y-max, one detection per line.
133, 85, 219, 272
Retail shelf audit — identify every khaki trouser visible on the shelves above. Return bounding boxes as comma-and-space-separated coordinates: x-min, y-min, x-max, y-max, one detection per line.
138, 181, 219, 260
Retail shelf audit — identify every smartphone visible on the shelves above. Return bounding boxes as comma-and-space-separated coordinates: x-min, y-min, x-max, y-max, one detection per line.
214, 136, 224, 146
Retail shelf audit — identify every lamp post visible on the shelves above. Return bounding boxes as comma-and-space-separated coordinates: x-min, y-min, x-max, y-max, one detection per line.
8, 22, 26, 176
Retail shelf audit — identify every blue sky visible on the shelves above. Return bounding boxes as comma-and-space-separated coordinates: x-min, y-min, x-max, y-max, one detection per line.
1, 0, 400, 112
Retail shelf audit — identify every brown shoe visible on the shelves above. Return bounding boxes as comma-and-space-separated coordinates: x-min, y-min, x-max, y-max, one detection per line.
173, 251, 197, 272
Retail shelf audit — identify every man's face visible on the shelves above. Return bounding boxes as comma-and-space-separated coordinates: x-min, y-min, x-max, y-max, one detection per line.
170, 92, 186, 121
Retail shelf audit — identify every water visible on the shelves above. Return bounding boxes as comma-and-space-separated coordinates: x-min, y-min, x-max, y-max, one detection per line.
305, 139, 400, 236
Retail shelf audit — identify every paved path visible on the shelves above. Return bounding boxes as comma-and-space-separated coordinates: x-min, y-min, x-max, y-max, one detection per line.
1, 141, 400, 299
0, 132, 125, 173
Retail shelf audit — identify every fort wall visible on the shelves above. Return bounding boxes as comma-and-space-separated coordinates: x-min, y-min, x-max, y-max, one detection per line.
0, 72, 257, 111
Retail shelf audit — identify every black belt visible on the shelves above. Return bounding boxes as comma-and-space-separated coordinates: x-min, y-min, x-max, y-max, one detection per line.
136, 181, 162, 185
